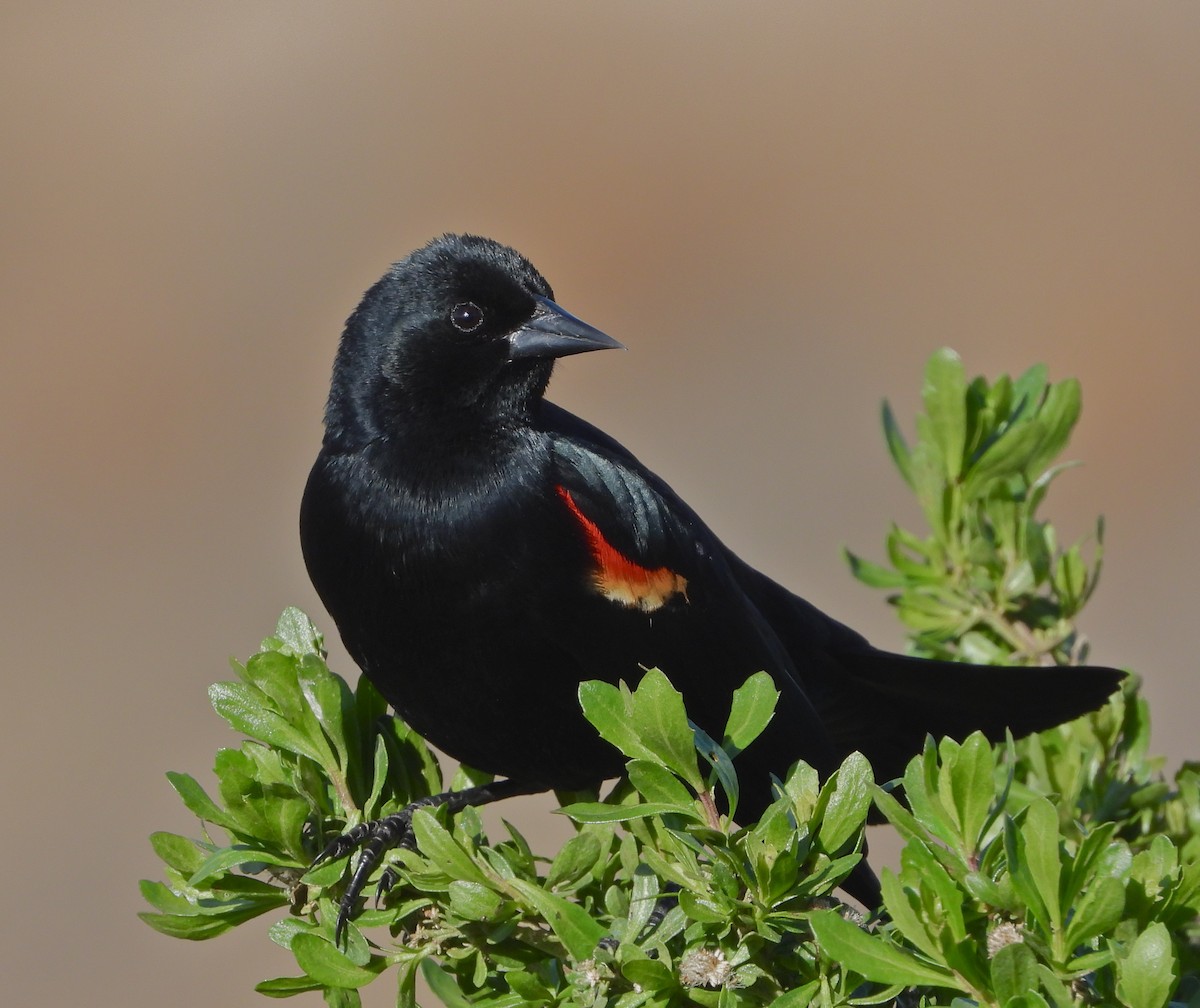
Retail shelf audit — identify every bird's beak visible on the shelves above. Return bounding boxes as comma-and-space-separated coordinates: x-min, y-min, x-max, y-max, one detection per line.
507, 296, 624, 361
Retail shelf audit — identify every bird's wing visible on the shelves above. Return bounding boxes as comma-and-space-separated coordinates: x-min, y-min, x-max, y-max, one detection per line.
539, 402, 1122, 790
539, 402, 858, 808
539, 401, 720, 588
540, 401, 858, 648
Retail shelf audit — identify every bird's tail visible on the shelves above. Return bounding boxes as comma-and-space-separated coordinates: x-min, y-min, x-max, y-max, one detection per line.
816, 647, 1125, 786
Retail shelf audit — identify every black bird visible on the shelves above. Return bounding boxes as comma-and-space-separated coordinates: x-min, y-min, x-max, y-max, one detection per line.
300, 233, 1122, 929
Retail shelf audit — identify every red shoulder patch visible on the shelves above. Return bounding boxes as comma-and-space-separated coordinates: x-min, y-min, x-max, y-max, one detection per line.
556, 485, 689, 612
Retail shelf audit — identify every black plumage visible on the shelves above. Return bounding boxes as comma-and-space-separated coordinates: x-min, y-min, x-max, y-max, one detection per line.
301, 234, 1122, 925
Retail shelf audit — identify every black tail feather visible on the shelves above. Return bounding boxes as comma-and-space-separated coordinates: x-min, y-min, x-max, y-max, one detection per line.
819, 648, 1124, 785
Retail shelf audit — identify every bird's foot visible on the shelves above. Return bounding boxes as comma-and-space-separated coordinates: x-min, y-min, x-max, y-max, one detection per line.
312, 809, 422, 943
311, 779, 545, 943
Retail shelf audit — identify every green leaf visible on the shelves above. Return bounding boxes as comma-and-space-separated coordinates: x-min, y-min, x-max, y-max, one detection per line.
1018, 798, 1063, 934
545, 832, 604, 891
410, 809, 491, 886
781, 759, 820, 820
844, 548, 911, 588
208, 874, 288, 900
1004, 994, 1051, 1008
240, 651, 306, 722
627, 758, 696, 807
1011, 362, 1048, 415
506, 879, 607, 962
165, 771, 239, 830
639, 844, 706, 891
1052, 545, 1088, 610
692, 720, 739, 816
879, 869, 940, 960
187, 844, 300, 885
1063, 875, 1125, 950
816, 752, 872, 854
362, 734, 389, 820
631, 670, 706, 791
899, 839, 966, 943
208, 681, 325, 763
894, 589, 966, 635
678, 888, 727, 923
921, 347, 968, 482
303, 856, 347, 888
747, 798, 796, 872
722, 671, 778, 754
1116, 922, 1176, 1008
809, 911, 953, 987
379, 715, 443, 801
958, 630, 1006, 664
621, 957, 675, 990
290, 933, 381, 990
1061, 823, 1120, 903
504, 969, 550, 1004
1026, 378, 1081, 480
624, 863, 661, 943
991, 941, 1037, 1005
886, 522, 943, 578
941, 732, 995, 852
882, 399, 915, 488
273, 606, 324, 656
148, 831, 207, 875
321, 987, 362, 1008
254, 975, 324, 998
872, 783, 930, 846
139, 879, 196, 915
138, 905, 270, 940
965, 418, 1047, 490
297, 654, 354, 770
560, 800, 698, 824
419, 960, 476, 1008
267, 917, 314, 950
353, 674, 391, 767
578, 680, 660, 764
447, 879, 504, 921
963, 870, 1010, 909
905, 740, 957, 843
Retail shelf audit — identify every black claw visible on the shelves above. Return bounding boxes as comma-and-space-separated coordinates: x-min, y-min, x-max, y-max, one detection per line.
313, 820, 373, 867
311, 778, 547, 945
374, 867, 399, 908
328, 811, 415, 944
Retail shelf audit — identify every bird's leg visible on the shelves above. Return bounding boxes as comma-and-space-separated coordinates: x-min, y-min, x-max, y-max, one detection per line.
312, 778, 547, 942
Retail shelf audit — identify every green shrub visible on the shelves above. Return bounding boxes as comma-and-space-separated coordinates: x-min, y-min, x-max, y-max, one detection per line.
142, 349, 1199, 1007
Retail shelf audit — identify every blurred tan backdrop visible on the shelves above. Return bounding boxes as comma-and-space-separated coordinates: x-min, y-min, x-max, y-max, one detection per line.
3, 3, 1197, 1004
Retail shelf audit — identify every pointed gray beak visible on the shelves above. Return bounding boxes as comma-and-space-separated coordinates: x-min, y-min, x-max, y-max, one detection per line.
507, 296, 624, 361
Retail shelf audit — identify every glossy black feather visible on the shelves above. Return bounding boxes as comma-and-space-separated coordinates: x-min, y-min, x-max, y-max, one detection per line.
301, 234, 1123, 902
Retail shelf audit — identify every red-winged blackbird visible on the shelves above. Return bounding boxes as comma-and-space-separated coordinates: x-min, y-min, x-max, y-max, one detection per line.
301, 233, 1122, 929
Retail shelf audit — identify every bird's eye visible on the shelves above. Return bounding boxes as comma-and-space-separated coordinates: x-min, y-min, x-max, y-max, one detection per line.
450, 302, 484, 333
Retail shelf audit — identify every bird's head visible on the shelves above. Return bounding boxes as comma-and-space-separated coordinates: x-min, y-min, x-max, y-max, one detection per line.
323, 234, 620, 451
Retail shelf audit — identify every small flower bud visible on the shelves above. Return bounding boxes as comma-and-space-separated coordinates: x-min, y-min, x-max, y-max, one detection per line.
986, 920, 1024, 957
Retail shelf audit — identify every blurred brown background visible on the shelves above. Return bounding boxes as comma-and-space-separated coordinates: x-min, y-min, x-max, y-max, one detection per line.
3, 3, 1197, 1004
